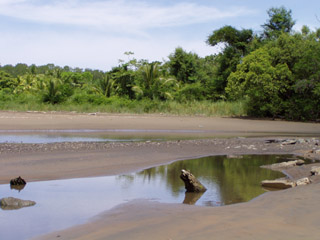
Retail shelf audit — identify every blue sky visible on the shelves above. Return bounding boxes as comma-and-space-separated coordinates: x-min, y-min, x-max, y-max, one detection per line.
1, 0, 320, 71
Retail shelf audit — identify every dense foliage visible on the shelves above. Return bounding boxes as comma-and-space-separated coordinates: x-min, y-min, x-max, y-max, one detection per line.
0, 6, 319, 120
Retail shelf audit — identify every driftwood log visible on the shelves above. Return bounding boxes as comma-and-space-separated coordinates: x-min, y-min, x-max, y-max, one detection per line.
180, 169, 207, 193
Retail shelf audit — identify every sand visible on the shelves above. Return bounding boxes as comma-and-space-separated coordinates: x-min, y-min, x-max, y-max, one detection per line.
1, 111, 320, 240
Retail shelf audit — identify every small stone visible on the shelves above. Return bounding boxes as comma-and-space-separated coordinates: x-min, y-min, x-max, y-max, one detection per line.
295, 177, 311, 186
311, 166, 320, 176
265, 139, 281, 144
281, 139, 297, 145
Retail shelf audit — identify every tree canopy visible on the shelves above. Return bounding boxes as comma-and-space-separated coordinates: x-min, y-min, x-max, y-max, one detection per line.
0, 6, 319, 121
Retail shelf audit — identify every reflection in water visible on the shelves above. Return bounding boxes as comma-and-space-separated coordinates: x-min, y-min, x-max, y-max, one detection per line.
135, 155, 288, 206
183, 192, 205, 205
10, 184, 26, 192
0, 155, 292, 240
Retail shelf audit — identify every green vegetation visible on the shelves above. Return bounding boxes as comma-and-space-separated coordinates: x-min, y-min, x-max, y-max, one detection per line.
0, 6, 319, 120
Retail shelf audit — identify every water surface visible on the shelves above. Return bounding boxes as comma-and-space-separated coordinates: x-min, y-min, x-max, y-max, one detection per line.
0, 155, 290, 240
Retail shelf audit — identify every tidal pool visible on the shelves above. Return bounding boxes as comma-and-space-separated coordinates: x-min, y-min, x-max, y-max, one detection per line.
0, 154, 292, 240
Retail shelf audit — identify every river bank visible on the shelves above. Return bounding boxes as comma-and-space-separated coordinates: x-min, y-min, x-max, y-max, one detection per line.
1, 111, 320, 240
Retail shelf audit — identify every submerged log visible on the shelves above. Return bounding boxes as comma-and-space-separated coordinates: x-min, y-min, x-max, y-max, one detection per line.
180, 169, 207, 193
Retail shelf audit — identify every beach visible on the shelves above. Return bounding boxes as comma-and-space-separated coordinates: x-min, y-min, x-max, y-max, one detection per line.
1, 111, 320, 240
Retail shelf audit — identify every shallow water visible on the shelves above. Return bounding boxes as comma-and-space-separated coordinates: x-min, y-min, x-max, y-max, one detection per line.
0, 134, 143, 144
0, 155, 291, 240
0, 128, 318, 144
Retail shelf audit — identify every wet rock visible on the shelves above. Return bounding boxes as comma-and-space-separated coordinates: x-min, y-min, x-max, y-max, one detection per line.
180, 169, 207, 193
295, 177, 311, 186
265, 139, 281, 144
281, 139, 297, 145
262, 160, 305, 169
10, 176, 26, 186
311, 166, 320, 176
0, 197, 36, 210
261, 179, 296, 189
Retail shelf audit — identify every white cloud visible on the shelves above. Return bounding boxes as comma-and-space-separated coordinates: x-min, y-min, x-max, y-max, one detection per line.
0, 0, 254, 34
0, 29, 219, 70
0, 0, 253, 70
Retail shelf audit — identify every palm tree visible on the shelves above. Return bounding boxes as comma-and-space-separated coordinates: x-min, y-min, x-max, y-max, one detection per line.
42, 78, 62, 104
96, 74, 114, 97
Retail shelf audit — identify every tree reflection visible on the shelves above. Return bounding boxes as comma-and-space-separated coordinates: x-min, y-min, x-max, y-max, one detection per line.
133, 155, 287, 206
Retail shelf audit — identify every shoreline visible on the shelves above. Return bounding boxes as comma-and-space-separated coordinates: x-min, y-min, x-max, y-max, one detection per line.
1, 111, 320, 240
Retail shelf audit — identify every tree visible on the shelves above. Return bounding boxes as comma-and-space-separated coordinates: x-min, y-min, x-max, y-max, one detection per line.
167, 47, 199, 83
110, 64, 136, 99
226, 30, 320, 120
262, 6, 295, 39
206, 26, 254, 96
42, 78, 63, 104
207, 26, 253, 55
0, 71, 17, 90
134, 62, 177, 100
95, 74, 114, 97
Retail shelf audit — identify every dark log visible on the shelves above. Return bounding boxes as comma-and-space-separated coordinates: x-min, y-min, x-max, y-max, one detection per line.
180, 169, 207, 193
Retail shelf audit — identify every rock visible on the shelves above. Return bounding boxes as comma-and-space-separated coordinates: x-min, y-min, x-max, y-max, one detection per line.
180, 169, 207, 193
0, 197, 36, 210
281, 139, 297, 145
295, 160, 305, 166
265, 139, 281, 144
261, 179, 296, 189
262, 160, 305, 169
311, 166, 320, 176
295, 177, 311, 186
10, 176, 26, 186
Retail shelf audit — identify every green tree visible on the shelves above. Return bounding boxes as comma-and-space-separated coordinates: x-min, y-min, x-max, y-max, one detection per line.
262, 6, 295, 39
0, 71, 17, 90
134, 62, 177, 100
95, 74, 114, 97
206, 26, 254, 97
110, 64, 136, 99
226, 30, 320, 120
167, 47, 200, 83
42, 78, 63, 104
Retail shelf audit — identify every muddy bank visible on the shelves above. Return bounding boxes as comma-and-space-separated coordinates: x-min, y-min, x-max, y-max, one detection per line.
1, 137, 320, 184
1, 111, 320, 240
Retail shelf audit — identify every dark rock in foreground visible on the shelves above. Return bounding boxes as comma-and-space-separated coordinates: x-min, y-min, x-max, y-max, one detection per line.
180, 169, 207, 193
0, 197, 36, 210
10, 176, 26, 186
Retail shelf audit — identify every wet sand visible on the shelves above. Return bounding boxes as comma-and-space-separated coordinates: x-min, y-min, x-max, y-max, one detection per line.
1, 111, 320, 240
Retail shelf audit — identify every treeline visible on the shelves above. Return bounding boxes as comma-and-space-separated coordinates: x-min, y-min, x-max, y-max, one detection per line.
0, 7, 319, 120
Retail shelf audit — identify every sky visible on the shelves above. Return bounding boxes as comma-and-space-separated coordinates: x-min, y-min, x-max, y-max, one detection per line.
1, 0, 320, 71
